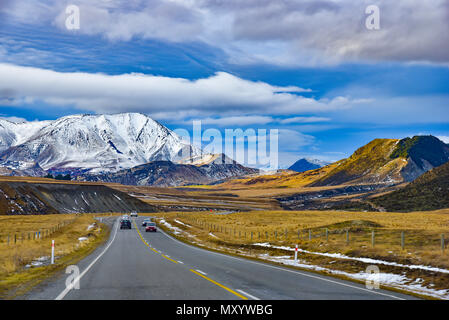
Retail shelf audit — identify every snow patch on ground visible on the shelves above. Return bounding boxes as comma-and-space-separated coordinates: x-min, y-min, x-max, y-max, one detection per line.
78, 237, 88, 241
255, 253, 449, 300
159, 219, 182, 235
253, 243, 449, 274
86, 223, 96, 231
174, 219, 191, 228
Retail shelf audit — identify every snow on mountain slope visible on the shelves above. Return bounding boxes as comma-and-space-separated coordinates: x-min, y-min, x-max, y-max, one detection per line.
0, 113, 201, 173
0, 119, 51, 152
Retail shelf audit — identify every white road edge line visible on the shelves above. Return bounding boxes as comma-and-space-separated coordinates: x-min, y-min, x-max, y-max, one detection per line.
177, 261, 184, 264
237, 289, 260, 300
157, 227, 406, 300
55, 219, 120, 300
195, 269, 207, 275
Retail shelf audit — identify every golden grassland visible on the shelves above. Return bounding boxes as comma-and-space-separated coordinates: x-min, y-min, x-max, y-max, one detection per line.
0, 213, 116, 298
149, 209, 449, 297
151, 209, 449, 268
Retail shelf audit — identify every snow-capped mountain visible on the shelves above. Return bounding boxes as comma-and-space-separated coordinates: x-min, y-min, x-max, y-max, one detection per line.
0, 113, 201, 174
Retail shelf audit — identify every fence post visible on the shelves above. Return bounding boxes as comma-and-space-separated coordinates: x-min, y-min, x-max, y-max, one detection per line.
442, 234, 445, 253
251, 232, 253, 241
275, 231, 277, 240
297, 230, 300, 240
325, 228, 328, 242
265, 231, 268, 240
7, 234, 10, 245
285, 229, 288, 239
371, 231, 375, 247
401, 231, 405, 250
309, 230, 312, 240
346, 230, 349, 245
14, 234, 16, 244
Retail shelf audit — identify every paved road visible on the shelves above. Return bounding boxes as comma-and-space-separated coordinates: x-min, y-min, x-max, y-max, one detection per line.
24, 217, 417, 300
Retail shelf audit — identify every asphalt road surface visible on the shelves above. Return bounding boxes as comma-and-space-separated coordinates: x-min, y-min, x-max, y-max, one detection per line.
24, 217, 417, 300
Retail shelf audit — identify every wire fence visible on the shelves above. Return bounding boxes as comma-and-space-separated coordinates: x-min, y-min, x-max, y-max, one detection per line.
0, 218, 77, 245
175, 215, 448, 254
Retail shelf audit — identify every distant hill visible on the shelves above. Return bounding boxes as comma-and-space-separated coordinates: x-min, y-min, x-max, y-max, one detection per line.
371, 160, 449, 212
310, 136, 449, 186
288, 158, 330, 173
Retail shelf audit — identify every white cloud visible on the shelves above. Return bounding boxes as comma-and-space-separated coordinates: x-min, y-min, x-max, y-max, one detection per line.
0, 63, 354, 117
2, 0, 448, 66
437, 136, 449, 144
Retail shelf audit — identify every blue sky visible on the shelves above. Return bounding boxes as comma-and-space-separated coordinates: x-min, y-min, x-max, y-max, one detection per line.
0, 1, 448, 168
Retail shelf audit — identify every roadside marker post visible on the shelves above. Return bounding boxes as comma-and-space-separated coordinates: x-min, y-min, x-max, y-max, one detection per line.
51, 240, 55, 264
294, 245, 298, 264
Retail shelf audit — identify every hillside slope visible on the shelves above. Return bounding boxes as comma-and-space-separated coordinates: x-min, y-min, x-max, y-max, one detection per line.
371, 161, 449, 212
0, 182, 156, 215
311, 136, 449, 186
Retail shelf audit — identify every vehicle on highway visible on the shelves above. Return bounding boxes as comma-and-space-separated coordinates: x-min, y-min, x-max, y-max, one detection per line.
130, 212, 138, 217
145, 222, 157, 232
120, 219, 132, 229
142, 218, 151, 227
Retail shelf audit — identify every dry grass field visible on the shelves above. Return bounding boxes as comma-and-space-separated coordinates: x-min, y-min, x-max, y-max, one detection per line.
150, 209, 449, 296
0, 213, 114, 298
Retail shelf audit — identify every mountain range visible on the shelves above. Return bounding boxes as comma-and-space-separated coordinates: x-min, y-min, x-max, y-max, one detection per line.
0, 113, 201, 174
0, 113, 259, 186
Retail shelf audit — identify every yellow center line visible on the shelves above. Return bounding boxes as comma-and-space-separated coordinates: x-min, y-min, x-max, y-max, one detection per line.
190, 269, 248, 300
162, 254, 179, 264
133, 219, 177, 263
134, 219, 245, 300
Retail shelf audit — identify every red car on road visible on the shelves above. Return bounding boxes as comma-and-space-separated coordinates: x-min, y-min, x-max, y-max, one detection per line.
145, 222, 157, 232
